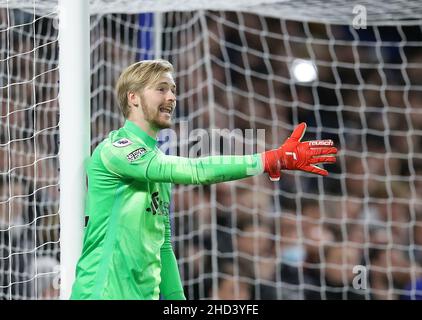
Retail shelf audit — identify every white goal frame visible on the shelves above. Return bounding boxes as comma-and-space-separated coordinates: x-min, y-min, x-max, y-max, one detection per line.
57, 0, 90, 299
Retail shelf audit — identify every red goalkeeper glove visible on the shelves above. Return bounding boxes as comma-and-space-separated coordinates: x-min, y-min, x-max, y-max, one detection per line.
262, 122, 338, 181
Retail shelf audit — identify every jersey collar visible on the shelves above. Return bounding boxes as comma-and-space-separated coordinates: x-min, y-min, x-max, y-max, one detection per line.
123, 120, 157, 149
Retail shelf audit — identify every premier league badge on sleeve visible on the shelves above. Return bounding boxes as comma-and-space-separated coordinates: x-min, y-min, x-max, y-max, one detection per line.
113, 138, 133, 147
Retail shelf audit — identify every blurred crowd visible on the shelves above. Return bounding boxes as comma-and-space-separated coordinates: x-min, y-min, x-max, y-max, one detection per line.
171, 12, 422, 300
1, 9, 422, 299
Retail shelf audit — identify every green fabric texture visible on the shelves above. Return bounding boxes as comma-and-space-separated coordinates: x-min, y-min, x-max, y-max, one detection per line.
70, 120, 263, 300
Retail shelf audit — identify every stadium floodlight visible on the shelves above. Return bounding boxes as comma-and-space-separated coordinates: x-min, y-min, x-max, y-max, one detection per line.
291, 59, 317, 83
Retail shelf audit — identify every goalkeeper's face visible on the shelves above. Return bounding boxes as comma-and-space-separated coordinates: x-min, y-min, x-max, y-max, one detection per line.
139, 72, 176, 129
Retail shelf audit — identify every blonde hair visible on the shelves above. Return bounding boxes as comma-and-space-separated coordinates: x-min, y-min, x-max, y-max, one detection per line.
115, 59, 174, 118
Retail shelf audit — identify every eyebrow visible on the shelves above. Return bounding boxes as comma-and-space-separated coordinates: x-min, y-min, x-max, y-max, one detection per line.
156, 81, 176, 88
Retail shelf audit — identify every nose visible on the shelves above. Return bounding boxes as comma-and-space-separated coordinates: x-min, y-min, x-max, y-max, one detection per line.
167, 90, 176, 102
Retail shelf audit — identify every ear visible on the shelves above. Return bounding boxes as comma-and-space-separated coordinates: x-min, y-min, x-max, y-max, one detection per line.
127, 91, 139, 107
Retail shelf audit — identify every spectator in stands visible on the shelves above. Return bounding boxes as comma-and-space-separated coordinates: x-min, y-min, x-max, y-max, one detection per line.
35, 256, 60, 300
323, 244, 366, 300
210, 259, 252, 300
277, 213, 306, 299
302, 224, 336, 299
234, 215, 278, 299
0, 177, 34, 299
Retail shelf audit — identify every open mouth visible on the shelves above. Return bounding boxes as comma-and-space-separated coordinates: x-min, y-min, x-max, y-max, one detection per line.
159, 107, 172, 115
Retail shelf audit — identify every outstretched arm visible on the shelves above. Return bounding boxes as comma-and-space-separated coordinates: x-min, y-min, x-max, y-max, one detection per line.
102, 145, 263, 185
101, 122, 337, 184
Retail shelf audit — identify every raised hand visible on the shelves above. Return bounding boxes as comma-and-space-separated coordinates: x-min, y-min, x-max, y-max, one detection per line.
262, 123, 338, 181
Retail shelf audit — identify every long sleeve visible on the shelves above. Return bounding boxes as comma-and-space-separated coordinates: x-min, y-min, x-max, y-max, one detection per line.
146, 153, 263, 184
159, 213, 185, 300
101, 141, 263, 185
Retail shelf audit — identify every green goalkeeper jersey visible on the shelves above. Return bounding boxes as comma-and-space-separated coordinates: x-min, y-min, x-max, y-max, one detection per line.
70, 120, 263, 300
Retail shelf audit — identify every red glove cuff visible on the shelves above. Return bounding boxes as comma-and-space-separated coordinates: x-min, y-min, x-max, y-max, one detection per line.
262, 149, 284, 181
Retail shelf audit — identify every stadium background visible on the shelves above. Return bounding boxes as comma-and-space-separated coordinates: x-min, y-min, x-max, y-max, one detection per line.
1, 2, 422, 299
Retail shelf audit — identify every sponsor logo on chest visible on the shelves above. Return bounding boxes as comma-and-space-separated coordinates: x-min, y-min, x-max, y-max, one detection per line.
146, 191, 170, 216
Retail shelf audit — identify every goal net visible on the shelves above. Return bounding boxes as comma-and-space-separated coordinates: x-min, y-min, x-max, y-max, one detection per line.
1, 0, 422, 300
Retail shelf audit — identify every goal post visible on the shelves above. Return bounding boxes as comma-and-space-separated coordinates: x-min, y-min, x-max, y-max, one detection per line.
57, 0, 90, 300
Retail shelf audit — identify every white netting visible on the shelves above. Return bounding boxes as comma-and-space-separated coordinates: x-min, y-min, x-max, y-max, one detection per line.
1, 0, 422, 300
161, 12, 422, 300
0, 6, 60, 299
4, 0, 422, 25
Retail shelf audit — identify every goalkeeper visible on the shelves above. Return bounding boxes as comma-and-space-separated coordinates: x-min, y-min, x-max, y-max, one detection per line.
70, 59, 337, 300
